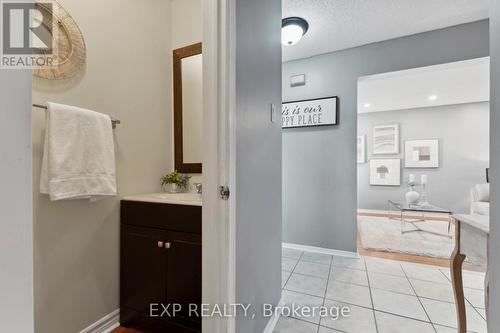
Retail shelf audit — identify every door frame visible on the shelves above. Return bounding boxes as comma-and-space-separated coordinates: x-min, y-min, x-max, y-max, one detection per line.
202, 0, 236, 332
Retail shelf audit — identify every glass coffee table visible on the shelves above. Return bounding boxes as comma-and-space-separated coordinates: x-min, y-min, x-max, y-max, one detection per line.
388, 200, 453, 238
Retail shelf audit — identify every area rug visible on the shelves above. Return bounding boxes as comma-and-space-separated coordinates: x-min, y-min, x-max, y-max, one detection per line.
358, 215, 455, 259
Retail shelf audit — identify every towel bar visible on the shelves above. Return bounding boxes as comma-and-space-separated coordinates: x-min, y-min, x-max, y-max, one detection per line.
32, 103, 121, 129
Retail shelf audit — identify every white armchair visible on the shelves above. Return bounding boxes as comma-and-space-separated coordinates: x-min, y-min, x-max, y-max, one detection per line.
470, 183, 490, 215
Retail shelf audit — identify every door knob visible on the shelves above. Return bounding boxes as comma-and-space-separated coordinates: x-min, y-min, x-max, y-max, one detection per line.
157, 241, 164, 248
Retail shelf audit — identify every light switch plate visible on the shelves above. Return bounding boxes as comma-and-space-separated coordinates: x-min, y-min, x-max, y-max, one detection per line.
271, 104, 277, 123
290, 74, 306, 87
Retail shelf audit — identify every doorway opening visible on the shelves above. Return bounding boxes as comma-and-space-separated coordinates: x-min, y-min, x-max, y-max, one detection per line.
356, 58, 490, 266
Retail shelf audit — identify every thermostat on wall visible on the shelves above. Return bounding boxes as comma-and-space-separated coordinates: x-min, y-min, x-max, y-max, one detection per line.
290, 74, 306, 87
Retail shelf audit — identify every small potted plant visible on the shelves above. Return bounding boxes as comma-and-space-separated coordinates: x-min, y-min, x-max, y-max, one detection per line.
161, 170, 191, 193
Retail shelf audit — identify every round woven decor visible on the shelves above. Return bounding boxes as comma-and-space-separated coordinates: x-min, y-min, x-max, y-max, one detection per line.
32, 1, 86, 80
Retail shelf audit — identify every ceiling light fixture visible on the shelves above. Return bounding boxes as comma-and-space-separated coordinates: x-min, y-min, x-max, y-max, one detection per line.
428, 94, 438, 101
364, 103, 371, 108
282, 17, 309, 46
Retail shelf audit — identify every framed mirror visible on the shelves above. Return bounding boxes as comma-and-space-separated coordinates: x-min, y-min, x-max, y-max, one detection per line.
173, 42, 203, 173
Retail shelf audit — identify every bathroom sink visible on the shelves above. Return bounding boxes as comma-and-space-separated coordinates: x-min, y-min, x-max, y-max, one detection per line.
122, 192, 202, 206
146, 192, 202, 202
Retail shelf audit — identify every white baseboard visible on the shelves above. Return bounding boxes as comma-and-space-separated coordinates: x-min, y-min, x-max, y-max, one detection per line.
282, 242, 359, 258
79, 309, 120, 333
357, 208, 386, 214
262, 299, 283, 333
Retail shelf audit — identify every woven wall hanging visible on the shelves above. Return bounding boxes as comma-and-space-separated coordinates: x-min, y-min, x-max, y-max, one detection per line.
32, 1, 86, 80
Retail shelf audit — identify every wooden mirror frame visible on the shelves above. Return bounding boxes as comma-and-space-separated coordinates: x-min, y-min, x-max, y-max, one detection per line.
173, 42, 202, 173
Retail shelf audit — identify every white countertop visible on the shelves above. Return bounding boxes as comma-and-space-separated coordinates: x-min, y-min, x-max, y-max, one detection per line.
122, 192, 202, 206
452, 214, 489, 234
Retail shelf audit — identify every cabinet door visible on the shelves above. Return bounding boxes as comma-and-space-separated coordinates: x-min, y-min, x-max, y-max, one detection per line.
121, 225, 167, 314
166, 231, 202, 323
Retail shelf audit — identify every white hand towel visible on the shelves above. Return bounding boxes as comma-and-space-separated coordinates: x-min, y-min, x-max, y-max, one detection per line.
40, 102, 117, 201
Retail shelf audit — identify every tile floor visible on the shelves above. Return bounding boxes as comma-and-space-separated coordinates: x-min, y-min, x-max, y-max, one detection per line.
276, 247, 487, 333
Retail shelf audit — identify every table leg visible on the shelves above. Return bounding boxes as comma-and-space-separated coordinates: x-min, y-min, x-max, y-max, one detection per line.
400, 210, 404, 233
450, 219, 467, 333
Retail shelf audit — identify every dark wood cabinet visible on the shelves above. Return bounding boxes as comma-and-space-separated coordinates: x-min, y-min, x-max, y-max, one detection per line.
166, 231, 202, 320
120, 200, 201, 333
121, 225, 167, 314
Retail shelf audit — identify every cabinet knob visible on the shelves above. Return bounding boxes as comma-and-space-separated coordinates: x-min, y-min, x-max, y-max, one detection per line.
165, 242, 172, 249
157, 241, 164, 248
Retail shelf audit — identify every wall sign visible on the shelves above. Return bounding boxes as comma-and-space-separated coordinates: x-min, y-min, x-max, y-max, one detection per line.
282, 96, 338, 129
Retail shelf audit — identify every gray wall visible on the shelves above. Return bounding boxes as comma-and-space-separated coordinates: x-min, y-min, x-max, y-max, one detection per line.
234, 0, 282, 332
283, 20, 489, 252
0, 23, 34, 333
358, 103, 489, 214
489, 1, 499, 329
0, 73, 34, 332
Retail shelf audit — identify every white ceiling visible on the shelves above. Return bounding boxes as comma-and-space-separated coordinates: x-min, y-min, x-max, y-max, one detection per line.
282, 0, 489, 62
357, 57, 490, 114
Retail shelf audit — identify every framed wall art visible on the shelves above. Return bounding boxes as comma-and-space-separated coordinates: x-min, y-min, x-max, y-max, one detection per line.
373, 124, 399, 154
357, 135, 366, 163
404, 139, 439, 168
370, 159, 401, 186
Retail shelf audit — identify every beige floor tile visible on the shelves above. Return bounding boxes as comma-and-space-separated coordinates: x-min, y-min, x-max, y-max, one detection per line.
295, 260, 331, 279
281, 289, 324, 324
330, 266, 369, 286
371, 289, 427, 321
320, 300, 377, 333
369, 271, 414, 295
332, 256, 366, 270
283, 248, 303, 260
402, 263, 450, 284
365, 258, 405, 277
282, 270, 292, 288
301, 252, 333, 265
420, 298, 487, 332
273, 316, 318, 333
285, 273, 328, 297
283, 257, 299, 272
375, 311, 434, 333
325, 280, 372, 308
410, 278, 455, 302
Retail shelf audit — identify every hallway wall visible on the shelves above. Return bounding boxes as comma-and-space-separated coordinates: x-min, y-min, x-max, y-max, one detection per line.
234, 0, 282, 331
0, 36, 34, 333
488, 1, 500, 328
282, 20, 489, 251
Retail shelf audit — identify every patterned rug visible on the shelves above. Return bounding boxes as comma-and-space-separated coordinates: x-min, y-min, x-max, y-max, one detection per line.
358, 215, 455, 259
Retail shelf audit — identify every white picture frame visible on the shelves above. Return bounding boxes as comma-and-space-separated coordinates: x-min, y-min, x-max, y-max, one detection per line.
357, 135, 366, 163
373, 124, 399, 154
370, 159, 401, 186
404, 139, 440, 168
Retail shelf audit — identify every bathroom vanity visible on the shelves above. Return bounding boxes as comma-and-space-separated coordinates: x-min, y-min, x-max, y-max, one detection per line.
120, 193, 202, 332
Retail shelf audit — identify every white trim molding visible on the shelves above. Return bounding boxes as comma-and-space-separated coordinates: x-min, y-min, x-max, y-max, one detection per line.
78, 309, 120, 333
202, 0, 235, 332
282, 243, 359, 258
